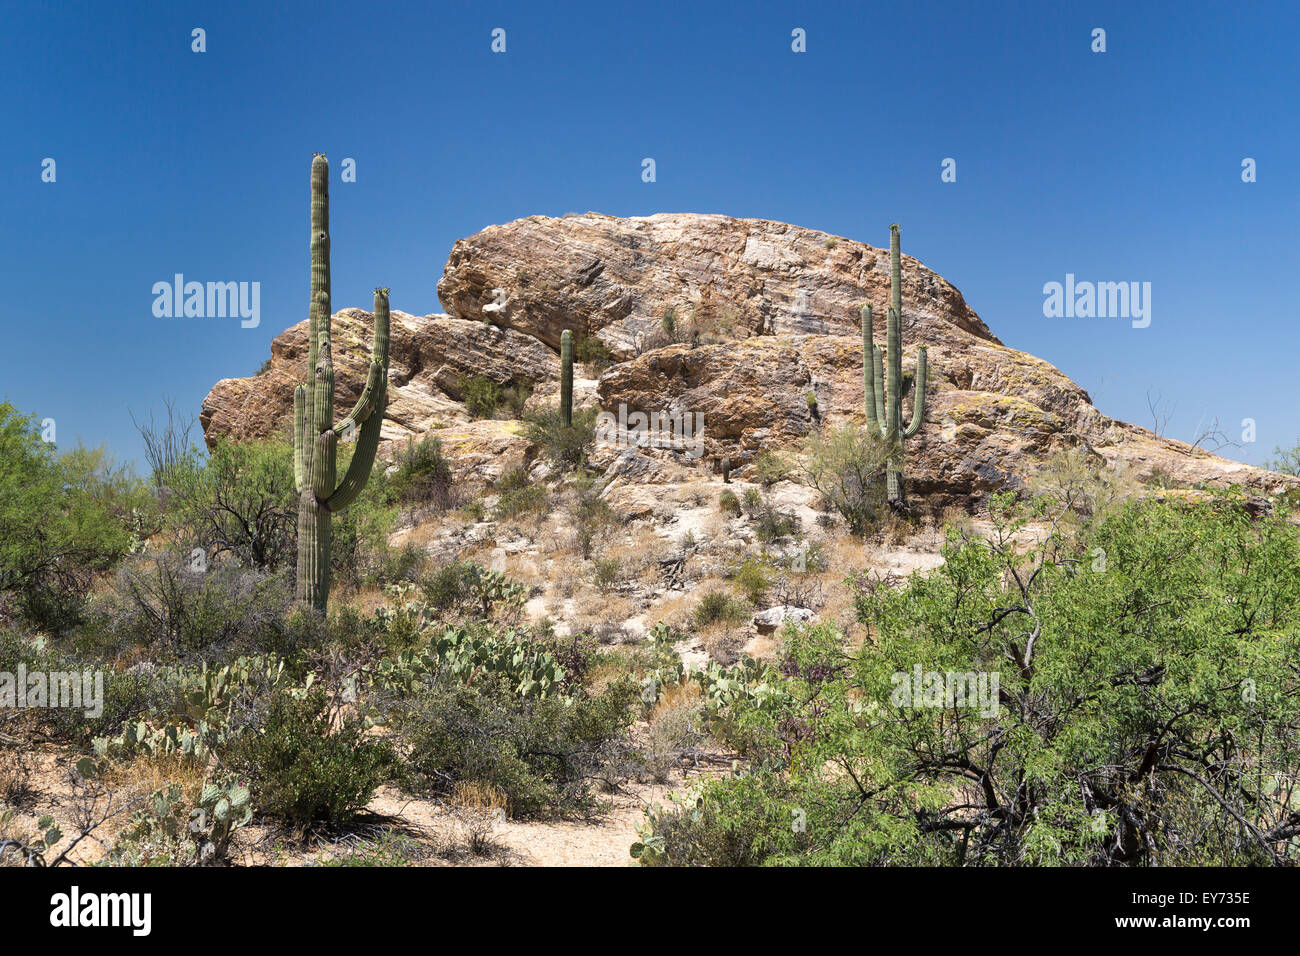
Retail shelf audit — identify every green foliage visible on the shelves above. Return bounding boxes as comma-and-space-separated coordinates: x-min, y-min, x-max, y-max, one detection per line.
228, 688, 395, 829
391, 672, 637, 817
750, 450, 791, 487
801, 423, 889, 536
165, 439, 296, 571
641, 493, 1300, 866
731, 555, 775, 606
0, 404, 142, 629
525, 407, 598, 470
575, 336, 613, 373
570, 470, 614, 559
94, 552, 293, 658
693, 590, 750, 628
1263, 440, 1300, 476
390, 435, 455, 509
461, 374, 502, 419
718, 488, 742, 516
592, 556, 623, 592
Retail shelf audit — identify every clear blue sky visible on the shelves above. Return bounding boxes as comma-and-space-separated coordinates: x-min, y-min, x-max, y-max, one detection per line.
3, 0, 1297, 468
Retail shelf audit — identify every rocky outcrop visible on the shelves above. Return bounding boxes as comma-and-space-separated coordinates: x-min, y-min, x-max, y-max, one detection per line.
201, 308, 559, 449
203, 212, 1295, 504
436, 212, 997, 354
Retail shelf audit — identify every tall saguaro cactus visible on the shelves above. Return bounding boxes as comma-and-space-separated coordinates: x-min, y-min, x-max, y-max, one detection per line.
559, 329, 574, 427
863, 223, 928, 507
293, 154, 390, 612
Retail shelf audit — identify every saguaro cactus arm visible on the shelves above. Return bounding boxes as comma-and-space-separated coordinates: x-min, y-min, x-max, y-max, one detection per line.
293, 384, 307, 493
328, 289, 390, 512
903, 347, 928, 439
862, 305, 879, 431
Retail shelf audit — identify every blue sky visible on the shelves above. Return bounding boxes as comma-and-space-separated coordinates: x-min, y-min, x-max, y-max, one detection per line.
3, 0, 1297, 468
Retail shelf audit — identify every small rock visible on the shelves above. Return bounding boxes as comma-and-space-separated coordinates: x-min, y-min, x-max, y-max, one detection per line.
753, 605, 816, 633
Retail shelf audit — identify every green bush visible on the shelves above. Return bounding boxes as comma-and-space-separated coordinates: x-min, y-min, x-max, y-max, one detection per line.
641, 492, 1300, 866
390, 435, 455, 509
575, 337, 613, 373
800, 424, 889, 536
91, 553, 292, 659
461, 375, 501, 419
228, 689, 395, 829
524, 407, 598, 470
392, 673, 637, 817
0, 404, 143, 630
164, 439, 296, 571
732, 556, 774, 606
693, 590, 750, 628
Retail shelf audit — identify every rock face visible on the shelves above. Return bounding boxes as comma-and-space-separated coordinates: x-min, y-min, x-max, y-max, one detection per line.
203, 212, 1294, 503
201, 308, 558, 447
437, 212, 997, 353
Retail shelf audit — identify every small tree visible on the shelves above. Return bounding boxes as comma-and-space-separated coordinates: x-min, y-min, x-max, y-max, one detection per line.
166, 439, 296, 571
801, 425, 889, 536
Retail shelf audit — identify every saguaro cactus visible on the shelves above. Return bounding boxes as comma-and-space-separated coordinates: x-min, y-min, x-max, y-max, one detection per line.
560, 329, 574, 427
863, 223, 928, 507
293, 154, 390, 611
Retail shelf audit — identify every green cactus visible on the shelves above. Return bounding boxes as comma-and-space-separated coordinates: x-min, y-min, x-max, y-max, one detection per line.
293, 154, 390, 611
721, 457, 732, 483
560, 329, 574, 427
863, 223, 929, 507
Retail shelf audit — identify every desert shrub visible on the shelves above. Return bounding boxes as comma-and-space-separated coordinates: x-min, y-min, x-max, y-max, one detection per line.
632, 774, 798, 866
495, 467, 530, 495
421, 561, 477, 614
570, 471, 615, 559
419, 562, 527, 621
0, 404, 143, 631
592, 556, 622, 592
1029, 446, 1133, 521
525, 407, 598, 470
227, 688, 395, 829
164, 439, 296, 572
391, 672, 637, 817
801, 424, 889, 536
575, 336, 613, 373
750, 450, 791, 486
501, 382, 534, 419
91, 552, 292, 660
461, 375, 501, 419
746, 494, 799, 543
693, 590, 750, 628
641, 493, 1300, 867
493, 484, 549, 522
390, 435, 455, 509
330, 495, 408, 590
1264, 441, 1300, 476
642, 689, 706, 782
732, 555, 775, 606
0, 630, 187, 743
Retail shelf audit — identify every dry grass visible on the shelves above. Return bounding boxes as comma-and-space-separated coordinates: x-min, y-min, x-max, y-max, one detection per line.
103, 754, 209, 806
